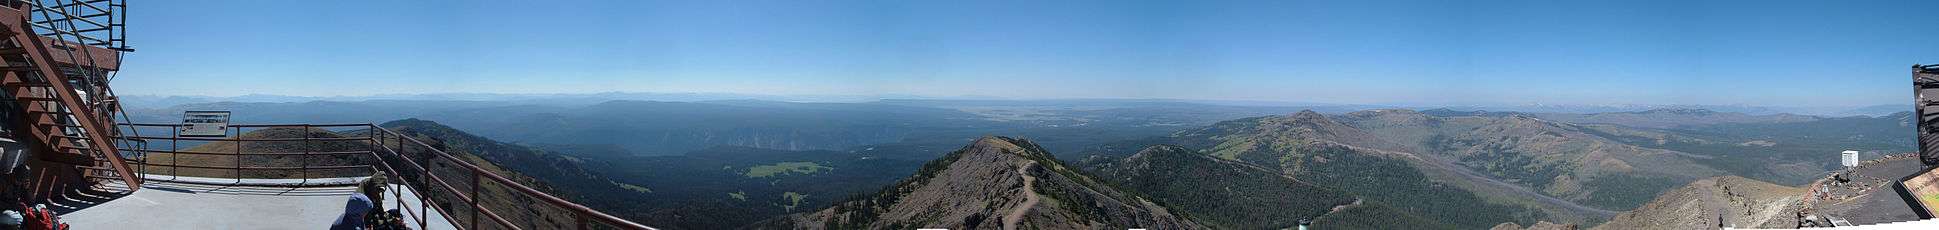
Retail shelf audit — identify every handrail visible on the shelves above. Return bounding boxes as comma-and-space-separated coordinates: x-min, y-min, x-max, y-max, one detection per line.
117, 149, 370, 156
120, 123, 372, 127
123, 136, 370, 142
114, 123, 655, 230
127, 163, 369, 171
374, 126, 652, 230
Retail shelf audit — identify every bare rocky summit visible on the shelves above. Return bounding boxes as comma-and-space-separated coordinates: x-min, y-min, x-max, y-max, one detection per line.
754, 136, 1201, 230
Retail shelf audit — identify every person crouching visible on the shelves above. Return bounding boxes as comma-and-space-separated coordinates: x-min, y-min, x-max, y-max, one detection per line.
332, 172, 408, 230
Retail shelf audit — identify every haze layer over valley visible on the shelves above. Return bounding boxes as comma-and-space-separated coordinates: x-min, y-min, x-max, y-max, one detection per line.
122, 95, 1916, 229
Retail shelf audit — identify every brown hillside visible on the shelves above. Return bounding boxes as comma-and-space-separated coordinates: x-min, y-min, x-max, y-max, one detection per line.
140, 127, 377, 179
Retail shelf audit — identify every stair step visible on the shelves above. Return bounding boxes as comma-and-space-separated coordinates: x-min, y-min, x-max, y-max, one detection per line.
1, 82, 51, 87
35, 150, 92, 165
48, 134, 82, 140
15, 96, 55, 101
58, 144, 92, 151
60, 147, 98, 156
35, 122, 81, 128
0, 66, 36, 72
0, 47, 23, 55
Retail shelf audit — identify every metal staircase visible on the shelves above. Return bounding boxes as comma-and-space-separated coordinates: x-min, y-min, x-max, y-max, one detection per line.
0, 0, 138, 191
1920, 64, 1939, 166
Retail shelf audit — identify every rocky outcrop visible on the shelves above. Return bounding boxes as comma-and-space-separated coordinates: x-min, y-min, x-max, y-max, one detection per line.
1591, 176, 1805, 230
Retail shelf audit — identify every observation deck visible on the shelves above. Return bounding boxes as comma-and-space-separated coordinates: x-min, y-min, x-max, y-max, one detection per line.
37, 123, 656, 230
62, 176, 453, 229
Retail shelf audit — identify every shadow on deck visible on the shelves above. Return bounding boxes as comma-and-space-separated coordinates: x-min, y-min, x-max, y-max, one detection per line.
54, 176, 453, 229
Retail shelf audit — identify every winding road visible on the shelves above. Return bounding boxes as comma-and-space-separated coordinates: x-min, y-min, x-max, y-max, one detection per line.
1313, 198, 1364, 220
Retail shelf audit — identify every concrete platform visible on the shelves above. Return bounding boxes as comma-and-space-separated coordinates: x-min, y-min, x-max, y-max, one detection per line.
57, 177, 454, 230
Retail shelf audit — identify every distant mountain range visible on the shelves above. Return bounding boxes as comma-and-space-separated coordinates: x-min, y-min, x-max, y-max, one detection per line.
114, 96, 1919, 229
1529, 108, 1821, 129
121, 93, 1909, 117
122, 98, 1335, 157
1428, 104, 1910, 117
122, 97, 1911, 160
1065, 108, 1910, 228
120, 92, 959, 109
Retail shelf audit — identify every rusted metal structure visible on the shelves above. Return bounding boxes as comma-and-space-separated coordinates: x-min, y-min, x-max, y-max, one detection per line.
0, 0, 143, 206
1917, 64, 1939, 166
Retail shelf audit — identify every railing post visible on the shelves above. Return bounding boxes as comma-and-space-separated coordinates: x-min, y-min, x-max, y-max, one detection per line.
170, 124, 177, 179
470, 170, 480, 230
301, 124, 310, 186
578, 215, 589, 230
370, 124, 379, 177
232, 125, 241, 184
135, 139, 143, 178
392, 128, 429, 230
420, 188, 429, 230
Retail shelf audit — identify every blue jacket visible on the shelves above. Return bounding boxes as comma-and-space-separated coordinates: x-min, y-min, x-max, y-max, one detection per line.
330, 193, 375, 230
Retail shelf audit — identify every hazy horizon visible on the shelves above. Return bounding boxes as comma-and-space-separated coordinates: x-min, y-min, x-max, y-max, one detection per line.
116, 91, 1913, 116
117, 0, 1937, 108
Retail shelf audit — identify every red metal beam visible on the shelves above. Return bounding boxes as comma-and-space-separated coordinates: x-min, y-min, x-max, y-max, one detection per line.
42, 38, 118, 70
0, 4, 120, 71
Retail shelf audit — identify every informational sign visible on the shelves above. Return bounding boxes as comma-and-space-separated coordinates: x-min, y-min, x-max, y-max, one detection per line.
180, 111, 230, 137
1902, 168, 1939, 219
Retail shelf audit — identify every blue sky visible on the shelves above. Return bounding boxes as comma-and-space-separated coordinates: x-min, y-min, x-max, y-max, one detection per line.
117, 0, 1936, 107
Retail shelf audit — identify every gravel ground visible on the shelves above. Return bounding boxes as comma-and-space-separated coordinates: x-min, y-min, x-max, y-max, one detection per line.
1815, 158, 1925, 225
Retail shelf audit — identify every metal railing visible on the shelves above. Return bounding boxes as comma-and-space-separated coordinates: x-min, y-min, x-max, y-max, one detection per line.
114, 123, 654, 230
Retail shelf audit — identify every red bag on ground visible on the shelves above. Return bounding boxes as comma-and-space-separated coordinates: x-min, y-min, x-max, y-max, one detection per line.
18, 203, 60, 230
